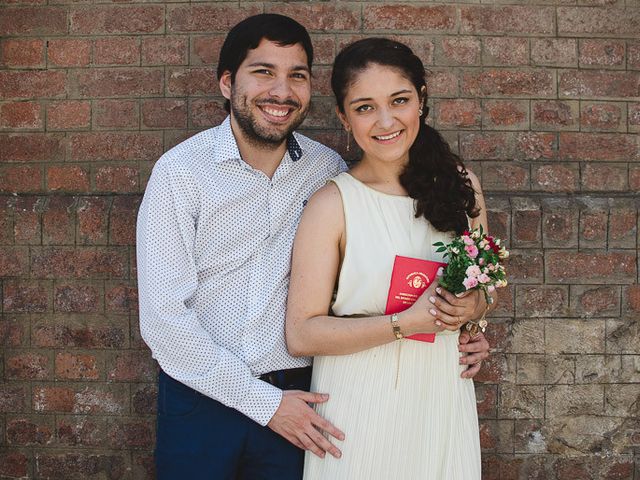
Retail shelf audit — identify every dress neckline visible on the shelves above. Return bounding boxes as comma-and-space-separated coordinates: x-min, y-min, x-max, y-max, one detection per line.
343, 173, 413, 200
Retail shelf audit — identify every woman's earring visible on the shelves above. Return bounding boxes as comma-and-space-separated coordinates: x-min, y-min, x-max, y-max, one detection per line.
418, 108, 423, 117
345, 128, 351, 152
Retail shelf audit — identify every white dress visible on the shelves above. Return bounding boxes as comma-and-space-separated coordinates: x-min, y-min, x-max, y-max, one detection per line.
303, 172, 481, 480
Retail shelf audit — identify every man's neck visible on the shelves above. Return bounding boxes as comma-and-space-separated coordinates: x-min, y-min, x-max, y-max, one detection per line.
230, 116, 288, 179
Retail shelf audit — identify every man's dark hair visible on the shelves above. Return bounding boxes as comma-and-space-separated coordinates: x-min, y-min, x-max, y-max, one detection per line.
217, 14, 314, 112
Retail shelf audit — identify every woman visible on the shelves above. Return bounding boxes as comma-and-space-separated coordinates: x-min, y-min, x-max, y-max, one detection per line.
285, 38, 496, 479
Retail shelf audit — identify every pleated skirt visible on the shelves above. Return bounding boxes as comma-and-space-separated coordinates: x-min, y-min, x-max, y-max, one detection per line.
303, 331, 481, 480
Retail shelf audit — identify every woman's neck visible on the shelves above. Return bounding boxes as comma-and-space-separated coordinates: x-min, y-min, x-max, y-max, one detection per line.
350, 156, 408, 196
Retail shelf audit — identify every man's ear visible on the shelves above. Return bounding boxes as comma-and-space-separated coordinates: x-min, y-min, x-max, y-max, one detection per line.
335, 106, 350, 131
219, 71, 232, 100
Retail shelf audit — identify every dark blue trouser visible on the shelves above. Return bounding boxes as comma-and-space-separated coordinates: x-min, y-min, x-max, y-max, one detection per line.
155, 369, 311, 480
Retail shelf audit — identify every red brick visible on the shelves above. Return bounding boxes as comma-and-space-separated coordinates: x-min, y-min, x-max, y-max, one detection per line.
3, 280, 49, 312
482, 100, 528, 130
531, 39, 577, 67
189, 98, 227, 128
6, 417, 53, 445
94, 37, 140, 66
580, 206, 608, 247
71, 68, 163, 98
47, 100, 90, 130
0, 246, 29, 276
475, 384, 497, 418
560, 133, 638, 161
108, 350, 155, 382
475, 354, 514, 384
571, 285, 620, 317
142, 99, 187, 128
516, 286, 568, 318
483, 162, 530, 191
47, 165, 90, 192
559, 71, 639, 99
461, 6, 554, 34
362, 5, 454, 31
426, 69, 459, 97
437, 37, 480, 65
0, 452, 28, 478
532, 100, 579, 131
0, 101, 42, 129
582, 164, 627, 191
0, 70, 66, 99
33, 322, 126, 349
580, 102, 624, 131
34, 385, 127, 414
0, 133, 64, 162
0, 38, 45, 68
69, 132, 162, 161
54, 283, 102, 313
542, 202, 579, 248
309, 35, 335, 66
105, 284, 138, 313
70, 6, 164, 34
132, 384, 157, 415
0, 165, 43, 193
547, 251, 636, 284
629, 103, 640, 131
0, 318, 25, 347
55, 352, 100, 380
462, 69, 554, 97
95, 165, 140, 193
189, 35, 224, 66
0, 7, 67, 35
0, 385, 28, 412
533, 164, 579, 193
609, 207, 637, 248
629, 166, 640, 191
42, 196, 75, 245
142, 36, 188, 66
512, 207, 542, 247
77, 196, 110, 245
108, 196, 140, 245
31, 246, 128, 279
13, 196, 41, 244
434, 99, 480, 129
629, 41, 640, 70
94, 99, 139, 129
482, 37, 529, 66
57, 416, 106, 446
6, 352, 50, 380
48, 39, 91, 67
168, 67, 218, 96
558, 7, 640, 37
516, 133, 555, 161
107, 418, 154, 448
508, 250, 544, 283
168, 4, 262, 33
36, 453, 127, 479
579, 39, 625, 68
624, 285, 640, 314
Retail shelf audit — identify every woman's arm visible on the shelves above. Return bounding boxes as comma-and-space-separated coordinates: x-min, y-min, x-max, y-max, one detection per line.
285, 182, 443, 357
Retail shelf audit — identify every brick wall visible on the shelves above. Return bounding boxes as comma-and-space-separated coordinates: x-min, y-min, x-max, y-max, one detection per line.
0, 1, 638, 478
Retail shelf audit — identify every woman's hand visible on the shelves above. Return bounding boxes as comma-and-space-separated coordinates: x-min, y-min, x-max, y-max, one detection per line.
428, 287, 483, 332
399, 282, 446, 336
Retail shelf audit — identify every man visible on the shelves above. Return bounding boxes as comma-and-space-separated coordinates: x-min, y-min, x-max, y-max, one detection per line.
137, 13, 490, 480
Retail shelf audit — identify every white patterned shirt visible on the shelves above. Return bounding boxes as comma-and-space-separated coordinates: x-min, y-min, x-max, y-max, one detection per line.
137, 116, 346, 426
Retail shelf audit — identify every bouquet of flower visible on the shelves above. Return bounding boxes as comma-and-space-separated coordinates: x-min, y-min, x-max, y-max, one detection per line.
433, 226, 509, 304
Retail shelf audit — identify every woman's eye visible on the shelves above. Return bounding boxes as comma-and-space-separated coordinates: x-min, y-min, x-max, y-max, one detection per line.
355, 105, 373, 113
393, 97, 409, 105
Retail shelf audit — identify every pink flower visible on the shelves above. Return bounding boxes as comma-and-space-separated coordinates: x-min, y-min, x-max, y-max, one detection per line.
478, 273, 490, 284
462, 235, 474, 246
488, 285, 496, 292
478, 258, 485, 266
463, 276, 478, 290
484, 244, 491, 250
466, 265, 482, 277
465, 244, 479, 258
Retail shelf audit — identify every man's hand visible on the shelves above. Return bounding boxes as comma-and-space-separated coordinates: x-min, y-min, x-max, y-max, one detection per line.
458, 330, 490, 379
267, 390, 344, 459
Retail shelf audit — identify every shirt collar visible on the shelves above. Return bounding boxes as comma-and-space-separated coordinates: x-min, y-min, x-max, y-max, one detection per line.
215, 116, 304, 164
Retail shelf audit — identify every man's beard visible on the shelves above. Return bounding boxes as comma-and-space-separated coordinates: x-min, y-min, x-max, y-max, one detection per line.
230, 90, 308, 149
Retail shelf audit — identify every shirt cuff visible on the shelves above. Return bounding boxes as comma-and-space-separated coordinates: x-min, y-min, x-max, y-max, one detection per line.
238, 377, 283, 427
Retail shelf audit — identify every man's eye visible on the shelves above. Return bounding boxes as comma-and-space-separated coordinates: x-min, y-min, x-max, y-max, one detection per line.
254, 69, 272, 76
291, 73, 308, 80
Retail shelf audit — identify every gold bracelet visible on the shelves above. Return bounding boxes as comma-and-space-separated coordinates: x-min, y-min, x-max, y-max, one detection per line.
390, 313, 403, 340
465, 301, 490, 338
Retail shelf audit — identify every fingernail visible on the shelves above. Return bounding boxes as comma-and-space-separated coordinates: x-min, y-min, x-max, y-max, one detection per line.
435, 320, 442, 326
435, 287, 442, 294
429, 296, 436, 304
430, 309, 437, 316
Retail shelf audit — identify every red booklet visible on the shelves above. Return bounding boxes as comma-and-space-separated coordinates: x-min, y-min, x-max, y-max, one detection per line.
385, 255, 447, 343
